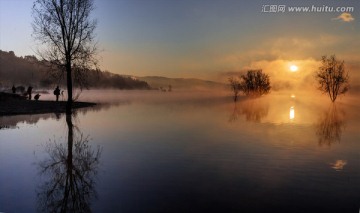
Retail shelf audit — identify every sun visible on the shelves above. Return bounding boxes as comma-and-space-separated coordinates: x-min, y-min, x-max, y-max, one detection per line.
290, 65, 298, 72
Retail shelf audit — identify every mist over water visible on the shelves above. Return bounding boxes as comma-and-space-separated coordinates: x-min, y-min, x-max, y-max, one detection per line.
1, 89, 360, 212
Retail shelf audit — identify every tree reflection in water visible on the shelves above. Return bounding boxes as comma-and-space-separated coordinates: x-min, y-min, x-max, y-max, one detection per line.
229, 103, 240, 122
36, 113, 102, 213
316, 104, 345, 146
229, 98, 269, 123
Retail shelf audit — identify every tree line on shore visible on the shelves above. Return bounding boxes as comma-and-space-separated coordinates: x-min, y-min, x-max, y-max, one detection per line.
0, 50, 150, 90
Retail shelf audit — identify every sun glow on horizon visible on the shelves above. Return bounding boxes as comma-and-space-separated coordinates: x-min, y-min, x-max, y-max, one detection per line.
290, 65, 298, 72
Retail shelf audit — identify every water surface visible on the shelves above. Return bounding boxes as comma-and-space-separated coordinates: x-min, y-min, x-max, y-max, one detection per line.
1, 91, 359, 212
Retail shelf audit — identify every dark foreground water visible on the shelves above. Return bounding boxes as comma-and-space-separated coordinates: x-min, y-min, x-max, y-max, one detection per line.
1, 91, 359, 212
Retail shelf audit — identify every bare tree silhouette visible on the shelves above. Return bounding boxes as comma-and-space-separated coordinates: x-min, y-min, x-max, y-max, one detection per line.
36, 113, 102, 212
240, 70, 271, 97
315, 55, 349, 102
32, 0, 98, 112
228, 70, 271, 101
228, 77, 241, 102
316, 104, 345, 146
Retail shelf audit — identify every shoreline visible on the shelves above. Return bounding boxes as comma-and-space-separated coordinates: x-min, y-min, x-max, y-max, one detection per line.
0, 94, 96, 116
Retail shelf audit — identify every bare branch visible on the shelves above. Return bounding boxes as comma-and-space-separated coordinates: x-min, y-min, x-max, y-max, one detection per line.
315, 55, 349, 102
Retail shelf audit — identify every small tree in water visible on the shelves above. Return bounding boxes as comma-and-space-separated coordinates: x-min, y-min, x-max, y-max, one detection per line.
229, 70, 271, 101
228, 77, 241, 102
240, 69, 271, 97
316, 55, 349, 102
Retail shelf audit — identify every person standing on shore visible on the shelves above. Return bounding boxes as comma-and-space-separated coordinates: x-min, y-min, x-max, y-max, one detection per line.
54, 86, 60, 102
27, 86, 33, 100
12, 85, 16, 94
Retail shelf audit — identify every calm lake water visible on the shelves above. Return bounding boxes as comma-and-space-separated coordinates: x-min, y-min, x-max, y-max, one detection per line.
1, 90, 359, 212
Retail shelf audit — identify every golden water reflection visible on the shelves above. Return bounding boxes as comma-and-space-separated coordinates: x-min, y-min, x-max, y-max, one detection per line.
228, 94, 325, 125
289, 106, 295, 120
229, 98, 269, 123
330, 160, 347, 171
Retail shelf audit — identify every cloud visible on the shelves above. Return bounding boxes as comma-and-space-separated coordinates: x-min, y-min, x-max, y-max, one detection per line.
333, 13, 355, 22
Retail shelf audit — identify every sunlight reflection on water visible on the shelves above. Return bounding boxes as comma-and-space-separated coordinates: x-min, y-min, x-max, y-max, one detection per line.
290, 106, 295, 120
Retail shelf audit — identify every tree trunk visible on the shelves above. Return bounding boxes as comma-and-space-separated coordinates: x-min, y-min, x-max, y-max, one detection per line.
66, 62, 73, 113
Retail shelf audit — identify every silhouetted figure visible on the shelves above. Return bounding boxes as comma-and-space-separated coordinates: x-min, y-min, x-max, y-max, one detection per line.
12, 85, 16, 94
54, 86, 60, 102
27, 86, 33, 100
34, 94, 41, 101
61, 90, 64, 101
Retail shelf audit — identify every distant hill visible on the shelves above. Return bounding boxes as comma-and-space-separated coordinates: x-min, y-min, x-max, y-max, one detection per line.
0, 50, 46, 86
138, 76, 226, 91
0, 50, 150, 90
0, 50, 226, 91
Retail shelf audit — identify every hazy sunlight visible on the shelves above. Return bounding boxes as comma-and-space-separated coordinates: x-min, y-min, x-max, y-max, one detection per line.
290, 65, 298, 72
